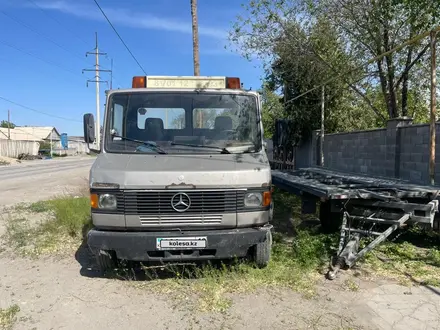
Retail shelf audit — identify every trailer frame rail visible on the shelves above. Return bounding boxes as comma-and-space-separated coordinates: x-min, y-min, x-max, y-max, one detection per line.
271, 167, 440, 280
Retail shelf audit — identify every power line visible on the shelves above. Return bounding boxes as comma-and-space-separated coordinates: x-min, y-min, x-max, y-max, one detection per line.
0, 39, 97, 94
4, 126, 48, 141
0, 96, 81, 122
26, 0, 91, 48
101, 61, 123, 88
0, 39, 80, 76
83, 32, 110, 148
4, 4, 122, 87
0, 10, 87, 64
285, 25, 440, 105
92, 0, 147, 75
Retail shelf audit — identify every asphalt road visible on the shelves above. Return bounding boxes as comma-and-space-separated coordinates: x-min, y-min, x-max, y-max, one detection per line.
0, 157, 95, 207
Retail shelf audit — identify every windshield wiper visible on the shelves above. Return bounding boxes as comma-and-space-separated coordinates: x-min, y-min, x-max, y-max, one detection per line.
112, 135, 167, 154
170, 142, 231, 154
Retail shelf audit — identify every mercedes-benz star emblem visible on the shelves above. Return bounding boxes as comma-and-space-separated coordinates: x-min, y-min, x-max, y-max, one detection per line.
171, 193, 191, 212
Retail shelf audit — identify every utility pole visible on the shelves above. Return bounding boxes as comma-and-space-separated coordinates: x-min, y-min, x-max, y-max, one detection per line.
110, 58, 113, 90
82, 32, 111, 149
191, 0, 203, 127
50, 130, 53, 157
191, 0, 200, 76
429, 30, 437, 185
7, 109, 11, 140
321, 86, 325, 167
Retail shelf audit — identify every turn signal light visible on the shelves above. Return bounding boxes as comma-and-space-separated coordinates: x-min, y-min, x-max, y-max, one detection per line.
226, 77, 241, 89
263, 191, 271, 207
132, 76, 146, 88
90, 193, 98, 209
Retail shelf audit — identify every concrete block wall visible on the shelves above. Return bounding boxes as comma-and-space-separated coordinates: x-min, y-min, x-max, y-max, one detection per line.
323, 128, 388, 177
296, 118, 440, 185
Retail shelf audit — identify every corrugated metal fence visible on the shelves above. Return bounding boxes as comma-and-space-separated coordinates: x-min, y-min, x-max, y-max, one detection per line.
0, 140, 40, 158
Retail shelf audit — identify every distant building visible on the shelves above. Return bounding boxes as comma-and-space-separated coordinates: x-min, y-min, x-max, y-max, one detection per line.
0, 127, 89, 155
0, 126, 61, 145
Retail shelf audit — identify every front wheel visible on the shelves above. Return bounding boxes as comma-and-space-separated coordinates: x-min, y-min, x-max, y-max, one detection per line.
253, 230, 272, 268
95, 250, 117, 273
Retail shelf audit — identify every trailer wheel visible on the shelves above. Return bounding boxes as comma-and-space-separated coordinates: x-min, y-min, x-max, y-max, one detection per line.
253, 230, 272, 268
95, 250, 117, 273
319, 202, 343, 233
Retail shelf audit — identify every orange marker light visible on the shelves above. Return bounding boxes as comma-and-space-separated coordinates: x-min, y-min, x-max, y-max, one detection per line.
90, 193, 98, 209
263, 191, 271, 207
226, 77, 241, 89
132, 76, 146, 88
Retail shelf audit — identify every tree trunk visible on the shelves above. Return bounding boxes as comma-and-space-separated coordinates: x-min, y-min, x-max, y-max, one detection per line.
377, 59, 391, 117
383, 26, 398, 118
401, 47, 413, 117
191, 0, 200, 76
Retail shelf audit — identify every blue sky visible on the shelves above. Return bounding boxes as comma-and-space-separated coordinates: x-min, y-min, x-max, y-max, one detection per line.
0, 0, 263, 136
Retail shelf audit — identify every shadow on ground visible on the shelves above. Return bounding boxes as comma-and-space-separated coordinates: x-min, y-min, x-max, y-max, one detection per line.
73, 189, 315, 282
73, 189, 440, 287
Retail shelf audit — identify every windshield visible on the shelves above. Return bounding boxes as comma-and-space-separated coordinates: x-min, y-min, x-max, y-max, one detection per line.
104, 92, 261, 154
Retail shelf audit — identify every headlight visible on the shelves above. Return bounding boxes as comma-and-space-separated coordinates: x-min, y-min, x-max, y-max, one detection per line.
244, 191, 272, 208
244, 192, 263, 207
98, 194, 117, 210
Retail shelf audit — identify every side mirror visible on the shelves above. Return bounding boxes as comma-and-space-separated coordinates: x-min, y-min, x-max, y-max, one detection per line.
83, 113, 100, 154
263, 140, 268, 151
83, 113, 95, 143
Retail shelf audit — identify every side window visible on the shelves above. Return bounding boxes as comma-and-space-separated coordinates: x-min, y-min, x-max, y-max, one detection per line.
137, 108, 186, 129
112, 103, 124, 136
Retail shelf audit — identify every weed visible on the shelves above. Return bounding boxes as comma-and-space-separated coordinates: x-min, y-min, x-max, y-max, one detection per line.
133, 190, 338, 312
360, 226, 440, 286
344, 279, 359, 292
4, 197, 91, 257
27, 201, 50, 213
133, 190, 440, 311
0, 304, 20, 330
40, 197, 91, 237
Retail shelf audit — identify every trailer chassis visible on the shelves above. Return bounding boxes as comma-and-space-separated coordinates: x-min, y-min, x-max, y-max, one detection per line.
271, 167, 440, 280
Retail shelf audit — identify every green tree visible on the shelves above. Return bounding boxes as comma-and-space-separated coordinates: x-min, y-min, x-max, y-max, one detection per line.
229, 0, 439, 139
314, 0, 439, 118
229, 1, 384, 142
259, 83, 283, 139
0, 120, 16, 128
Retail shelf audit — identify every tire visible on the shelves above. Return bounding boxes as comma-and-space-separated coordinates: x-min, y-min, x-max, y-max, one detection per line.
253, 230, 272, 268
95, 250, 117, 272
319, 202, 343, 233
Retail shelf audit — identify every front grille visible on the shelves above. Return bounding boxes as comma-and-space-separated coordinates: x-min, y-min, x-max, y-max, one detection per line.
124, 190, 246, 215
139, 214, 223, 225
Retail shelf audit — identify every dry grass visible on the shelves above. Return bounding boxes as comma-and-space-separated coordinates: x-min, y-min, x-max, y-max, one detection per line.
127, 190, 338, 312
0, 304, 20, 330
359, 228, 440, 287
129, 191, 440, 312
3, 185, 440, 313
3, 186, 91, 257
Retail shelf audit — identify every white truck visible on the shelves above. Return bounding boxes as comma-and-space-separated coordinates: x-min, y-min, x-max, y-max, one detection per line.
83, 75, 273, 272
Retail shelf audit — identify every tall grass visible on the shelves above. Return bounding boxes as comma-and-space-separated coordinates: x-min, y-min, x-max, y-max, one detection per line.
5, 196, 91, 257
0, 304, 20, 330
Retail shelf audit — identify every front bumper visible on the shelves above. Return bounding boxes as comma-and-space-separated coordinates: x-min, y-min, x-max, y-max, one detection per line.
87, 226, 272, 262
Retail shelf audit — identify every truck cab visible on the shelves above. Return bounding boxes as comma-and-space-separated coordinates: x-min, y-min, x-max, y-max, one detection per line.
83, 75, 273, 271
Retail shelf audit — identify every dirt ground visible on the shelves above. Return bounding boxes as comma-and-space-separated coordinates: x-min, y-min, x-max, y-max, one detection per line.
0, 157, 93, 208
1, 247, 439, 330
1, 161, 440, 329
1, 217, 440, 330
